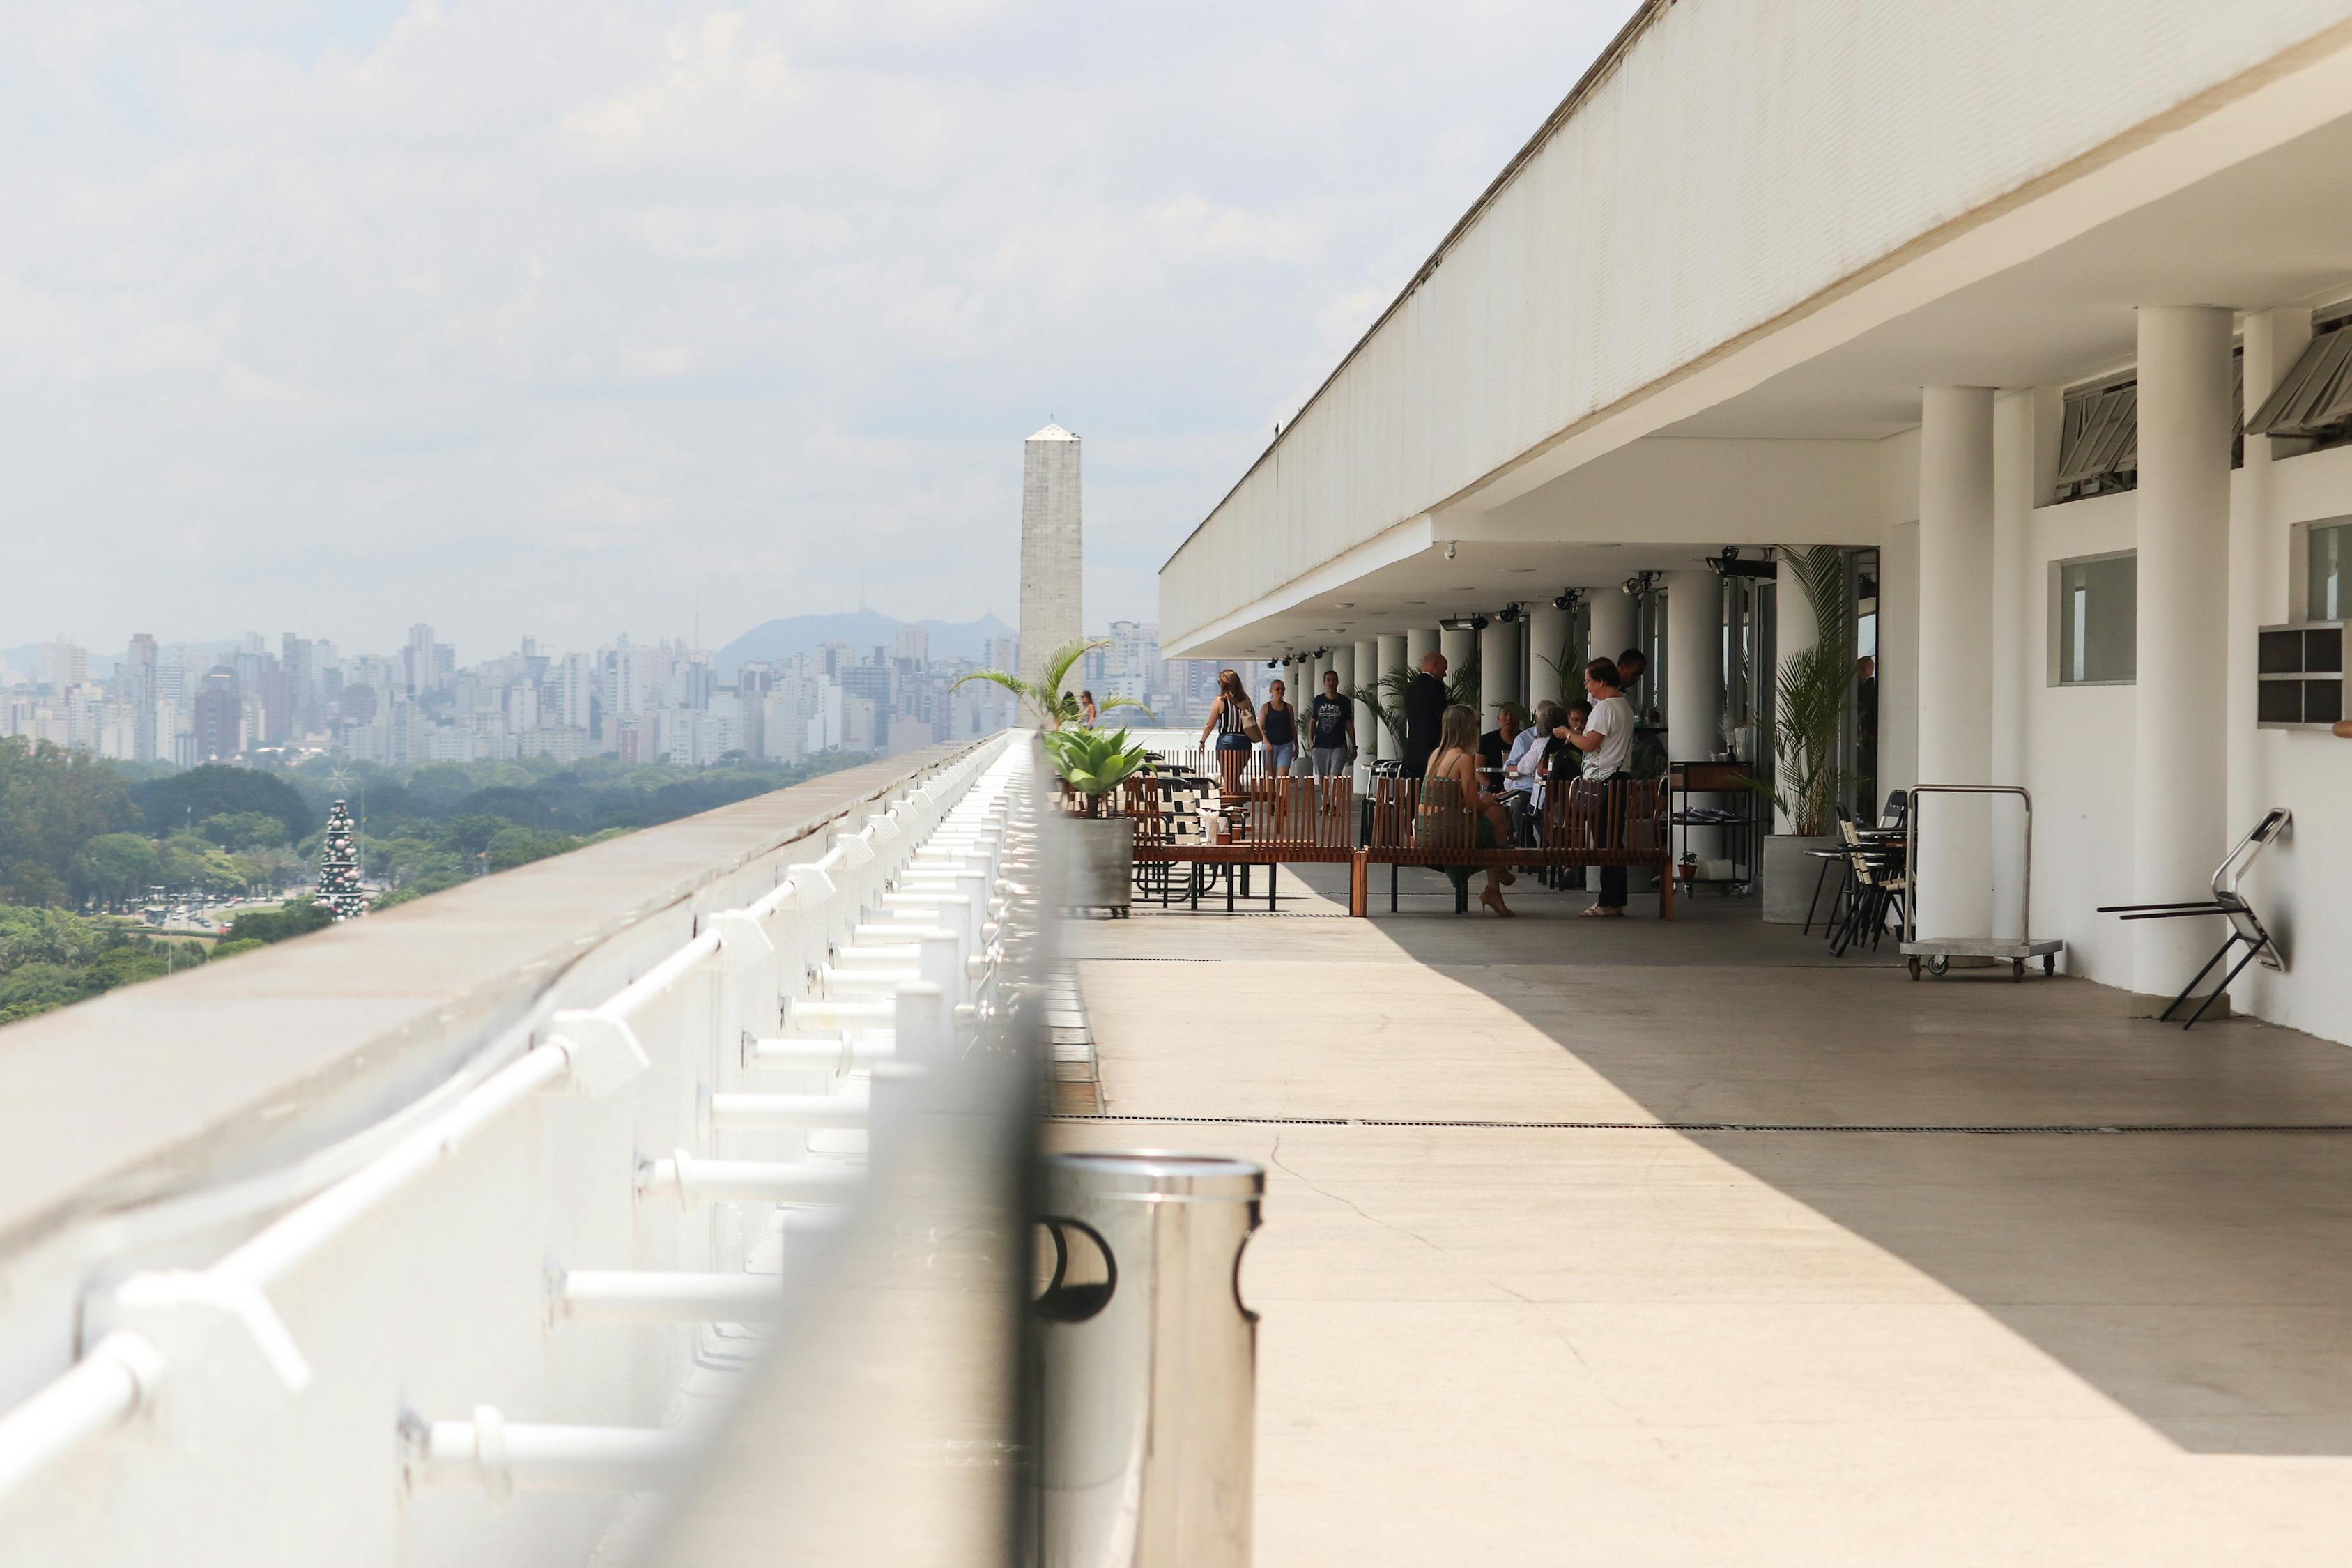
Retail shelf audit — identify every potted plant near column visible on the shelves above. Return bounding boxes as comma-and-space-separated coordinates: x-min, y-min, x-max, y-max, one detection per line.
1040, 727, 1154, 914
1757, 545, 1854, 923
950, 640, 1155, 914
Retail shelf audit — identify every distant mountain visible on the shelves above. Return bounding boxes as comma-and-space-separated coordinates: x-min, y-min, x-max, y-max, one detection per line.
713, 611, 1015, 677
1, 640, 238, 679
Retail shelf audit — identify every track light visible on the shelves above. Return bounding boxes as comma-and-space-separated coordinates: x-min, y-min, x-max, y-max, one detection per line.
1497, 605, 1520, 624
1706, 546, 1776, 581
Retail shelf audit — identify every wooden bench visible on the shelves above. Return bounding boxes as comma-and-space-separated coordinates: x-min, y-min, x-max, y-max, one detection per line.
1126, 774, 1356, 912
1360, 776, 1674, 918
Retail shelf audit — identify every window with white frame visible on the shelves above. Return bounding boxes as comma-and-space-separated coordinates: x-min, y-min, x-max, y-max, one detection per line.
2050, 552, 2137, 685
2311, 521, 2349, 622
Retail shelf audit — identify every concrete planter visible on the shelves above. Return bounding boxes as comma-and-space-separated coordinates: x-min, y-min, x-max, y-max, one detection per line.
1761, 833, 1838, 924
1063, 813, 1135, 915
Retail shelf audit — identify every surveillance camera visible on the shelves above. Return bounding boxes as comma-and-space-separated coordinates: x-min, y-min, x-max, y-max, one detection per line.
1443, 541, 1457, 561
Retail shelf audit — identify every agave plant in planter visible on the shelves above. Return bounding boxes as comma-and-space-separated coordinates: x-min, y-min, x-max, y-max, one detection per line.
1041, 727, 1153, 817
1040, 726, 1153, 914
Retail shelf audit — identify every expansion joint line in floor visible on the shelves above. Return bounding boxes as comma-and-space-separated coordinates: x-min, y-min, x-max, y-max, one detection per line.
1046, 1115, 2352, 1135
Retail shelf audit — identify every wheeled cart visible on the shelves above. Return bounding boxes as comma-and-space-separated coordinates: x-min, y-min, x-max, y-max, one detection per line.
1899, 785, 2065, 983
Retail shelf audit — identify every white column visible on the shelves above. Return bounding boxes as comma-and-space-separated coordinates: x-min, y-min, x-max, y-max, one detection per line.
1439, 627, 1477, 692
1406, 627, 1438, 669
1663, 571, 1720, 761
1526, 604, 1571, 711
1666, 571, 1722, 865
1916, 385, 1997, 942
2133, 306, 2235, 1012
1586, 590, 1634, 670
1479, 619, 1519, 726
1772, 551, 1820, 834
1988, 388, 2054, 937
1351, 638, 1378, 762
1378, 634, 1411, 761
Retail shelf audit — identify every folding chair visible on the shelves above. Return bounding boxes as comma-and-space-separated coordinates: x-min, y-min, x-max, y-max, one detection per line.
2098, 808, 2291, 1029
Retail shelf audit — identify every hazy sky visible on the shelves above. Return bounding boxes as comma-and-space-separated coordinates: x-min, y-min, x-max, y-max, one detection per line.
4, 0, 1638, 659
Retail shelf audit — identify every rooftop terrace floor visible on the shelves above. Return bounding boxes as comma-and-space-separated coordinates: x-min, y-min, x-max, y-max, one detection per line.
1050, 866, 2352, 1566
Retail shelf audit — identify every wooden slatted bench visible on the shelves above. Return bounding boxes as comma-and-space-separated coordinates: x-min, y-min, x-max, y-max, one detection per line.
1127, 774, 1357, 912
1359, 776, 1675, 918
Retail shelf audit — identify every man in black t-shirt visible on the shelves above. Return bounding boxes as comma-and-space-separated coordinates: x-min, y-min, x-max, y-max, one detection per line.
1401, 651, 1448, 778
1308, 669, 1356, 777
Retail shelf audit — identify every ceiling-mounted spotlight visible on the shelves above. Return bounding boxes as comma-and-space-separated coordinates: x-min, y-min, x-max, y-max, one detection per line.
1266, 659, 1279, 669
1497, 604, 1521, 624
1443, 541, 1458, 561
1552, 589, 1583, 613
1706, 545, 1776, 581
1622, 571, 1660, 598
1470, 615, 1490, 633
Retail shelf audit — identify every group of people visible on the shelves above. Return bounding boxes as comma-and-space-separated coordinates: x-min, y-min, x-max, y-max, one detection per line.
1199, 667, 1359, 781
1192, 643, 1657, 918
1397, 647, 1645, 918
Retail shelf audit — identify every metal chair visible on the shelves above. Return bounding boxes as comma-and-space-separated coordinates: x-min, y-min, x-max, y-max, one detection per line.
2098, 808, 2291, 1029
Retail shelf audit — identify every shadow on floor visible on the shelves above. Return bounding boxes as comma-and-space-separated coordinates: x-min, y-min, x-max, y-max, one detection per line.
1123, 860, 2352, 1457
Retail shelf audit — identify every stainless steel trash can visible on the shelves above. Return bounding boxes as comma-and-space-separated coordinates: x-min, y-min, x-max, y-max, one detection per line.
1035, 1151, 1263, 1568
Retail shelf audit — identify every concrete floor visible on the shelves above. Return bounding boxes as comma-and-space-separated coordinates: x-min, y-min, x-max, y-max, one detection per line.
1050, 866, 2352, 1566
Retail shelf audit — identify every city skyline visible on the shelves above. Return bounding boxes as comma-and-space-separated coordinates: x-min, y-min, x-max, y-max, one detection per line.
1, 610, 1217, 775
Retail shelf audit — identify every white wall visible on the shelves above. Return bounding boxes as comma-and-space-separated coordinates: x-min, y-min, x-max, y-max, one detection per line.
2018, 489, 2141, 988
2008, 449, 2351, 1045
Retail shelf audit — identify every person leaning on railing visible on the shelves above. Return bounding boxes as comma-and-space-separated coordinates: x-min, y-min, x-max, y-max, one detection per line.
1553, 659, 1634, 919
1415, 704, 1516, 917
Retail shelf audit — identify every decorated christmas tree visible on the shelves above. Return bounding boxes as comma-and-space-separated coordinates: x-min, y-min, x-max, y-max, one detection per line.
317, 799, 367, 921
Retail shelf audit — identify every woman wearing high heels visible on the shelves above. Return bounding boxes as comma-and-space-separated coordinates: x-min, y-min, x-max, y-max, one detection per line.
1415, 705, 1515, 916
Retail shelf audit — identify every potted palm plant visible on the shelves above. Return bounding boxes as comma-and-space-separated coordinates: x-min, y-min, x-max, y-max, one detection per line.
948, 639, 1154, 732
1755, 545, 1854, 923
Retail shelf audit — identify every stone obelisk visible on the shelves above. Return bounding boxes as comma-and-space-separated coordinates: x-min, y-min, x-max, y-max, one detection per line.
1017, 423, 1084, 698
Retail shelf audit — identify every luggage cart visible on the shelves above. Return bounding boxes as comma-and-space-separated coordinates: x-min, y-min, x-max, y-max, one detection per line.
1900, 785, 2064, 982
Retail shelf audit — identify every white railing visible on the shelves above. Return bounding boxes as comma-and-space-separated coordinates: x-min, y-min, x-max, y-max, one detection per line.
0, 733, 1044, 1565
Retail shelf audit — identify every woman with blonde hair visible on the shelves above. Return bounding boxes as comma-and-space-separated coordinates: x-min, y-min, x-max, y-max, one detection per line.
1415, 703, 1514, 916
1197, 668, 1261, 797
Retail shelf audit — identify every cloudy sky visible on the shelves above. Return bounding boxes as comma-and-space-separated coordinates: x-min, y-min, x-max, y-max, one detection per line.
3, 0, 1638, 659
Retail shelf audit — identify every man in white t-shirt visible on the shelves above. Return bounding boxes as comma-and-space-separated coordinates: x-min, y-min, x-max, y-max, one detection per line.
1553, 657, 1634, 917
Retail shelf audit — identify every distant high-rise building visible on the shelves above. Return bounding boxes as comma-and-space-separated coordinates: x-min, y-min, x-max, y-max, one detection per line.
1017, 424, 1082, 696
192, 668, 241, 761
126, 634, 159, 761
892, 626, 929, 667
406, 623, 436, 694
50, 636, 88, 691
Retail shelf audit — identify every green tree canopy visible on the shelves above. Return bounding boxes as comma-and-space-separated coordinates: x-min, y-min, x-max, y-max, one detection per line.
198, 811, 292, 851
72, 833, 163, 909
0, 738, 137, 906
132, 765, 311, 845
